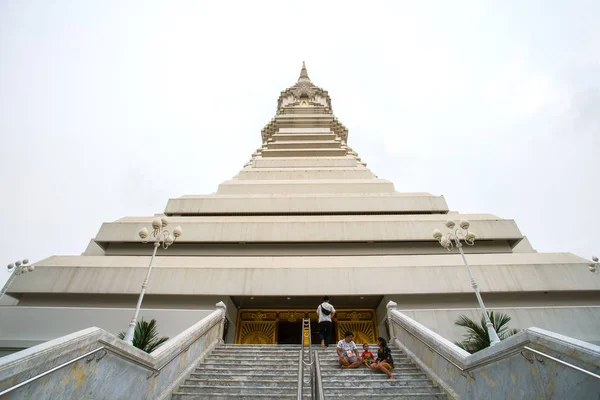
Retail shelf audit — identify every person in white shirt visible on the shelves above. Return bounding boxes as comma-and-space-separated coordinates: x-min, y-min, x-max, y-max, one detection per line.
336, 331, 362, 368
317, 296, 336, 348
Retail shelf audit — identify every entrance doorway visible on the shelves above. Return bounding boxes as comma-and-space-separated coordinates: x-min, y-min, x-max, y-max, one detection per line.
235, 309, 377, 345
277, 321, 301, 344
277, 320, 321, 344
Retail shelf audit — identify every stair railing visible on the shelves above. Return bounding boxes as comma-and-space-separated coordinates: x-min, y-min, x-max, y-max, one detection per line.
0, 302, 227, 399
386, 302, 600, 399
313, 349, 325, 399
388, 307, 600, 380
297, 348, 304, 400
297, 318, 322, 399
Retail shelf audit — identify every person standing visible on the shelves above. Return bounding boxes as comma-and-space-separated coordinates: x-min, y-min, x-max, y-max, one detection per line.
317, 296, 336, 348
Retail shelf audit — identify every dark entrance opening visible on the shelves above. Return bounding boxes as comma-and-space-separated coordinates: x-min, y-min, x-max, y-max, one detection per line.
277, 320, 324, 345
277, 321, 301, 344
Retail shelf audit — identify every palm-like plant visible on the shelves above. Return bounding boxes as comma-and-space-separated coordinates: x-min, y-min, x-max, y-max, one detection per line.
454, 311, 519, 354
117, 318, 169, 353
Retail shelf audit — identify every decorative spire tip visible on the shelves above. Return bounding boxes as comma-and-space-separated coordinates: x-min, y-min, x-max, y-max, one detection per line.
299, 61, 310, 81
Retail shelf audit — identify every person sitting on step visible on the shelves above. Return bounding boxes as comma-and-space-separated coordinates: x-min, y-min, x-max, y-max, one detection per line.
369, 337, 395, 380
336, 331, 362, 369
361, 343, 375, 367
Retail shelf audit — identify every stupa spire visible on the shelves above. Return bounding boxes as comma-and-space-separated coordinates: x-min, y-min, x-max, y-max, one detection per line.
298, 61, 310, 82
276, 62, 332, 111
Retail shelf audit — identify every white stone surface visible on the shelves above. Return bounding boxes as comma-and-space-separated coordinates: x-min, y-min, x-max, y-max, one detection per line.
165, 192, 449, 214
401, 306, 600, 344
4, 64, 599, 353
10, 252, 598, 296
0, 305, 227, 400
0, 307, 213, 348
92, 214, 524, 243
217, 178, 396, 194
387, 306, 600, 399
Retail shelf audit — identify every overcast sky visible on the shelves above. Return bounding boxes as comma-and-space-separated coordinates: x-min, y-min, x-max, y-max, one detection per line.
1, 1, 598, 280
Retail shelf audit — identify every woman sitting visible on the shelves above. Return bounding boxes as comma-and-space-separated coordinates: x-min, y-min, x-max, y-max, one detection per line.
369, 337, 395, 380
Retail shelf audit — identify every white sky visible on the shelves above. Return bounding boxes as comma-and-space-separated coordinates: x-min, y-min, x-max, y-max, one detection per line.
1, 1, 599, 283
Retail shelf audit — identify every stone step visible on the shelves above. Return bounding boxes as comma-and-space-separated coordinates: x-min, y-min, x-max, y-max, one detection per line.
321, 371, 427, 379
318, 348, 405, 353
219, 344, 301, 347
318, 351, 406, 357
221, 346, 308, 350
195, 366, 297, 373
317, 349, 406, 354
176, 385, 297, 395
213, 349, 301, 355
322, 368, 420, 374
172, 394, 309, 399
190, 372, 298, 380
262, 148, 347, 157
200, 357, 298, 368
183, 379, 297, 388
322, 360, 415, 369
218, 345, 301, 350
320, 361, 413, 367
319, 353, 407, 358
324, 377, 433, 386
204, 356, 300, 363
212, 349, 303, 354
321, 364, 417, 370
206, 353, 303, 360
317, 350, 406, 356
206, 352, 302, 364
269, 140, 342, 149
323, 384, 441, 394
323, 395, 446, 400
319, 355, 408, 361
319, 357, 410, 363
272, 133, 337, 141
321, 368, 423, 377
318, 344, 400, 349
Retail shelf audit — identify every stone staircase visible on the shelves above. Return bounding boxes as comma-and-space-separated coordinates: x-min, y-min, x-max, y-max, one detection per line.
172, 343, 446, 399
172, 344, 308, 399
318, 344, 447, 399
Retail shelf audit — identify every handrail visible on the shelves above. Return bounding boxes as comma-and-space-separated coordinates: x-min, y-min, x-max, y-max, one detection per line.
0, 308, 225, 396
298, 318, 313, 399
314, 350, 325, 400
390, 310, 600, 380
297, 349, 304, 400
0, 347, 106, 397
302, 318, 314, 366
311, 350, 316, 400
523, 346, 600, 380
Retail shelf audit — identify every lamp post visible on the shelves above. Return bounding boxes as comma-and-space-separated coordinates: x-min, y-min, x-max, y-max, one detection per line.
1, 259, 34, 301
433, 220, 501, 347
122, 216, 182, 344
589, 256, 599, 274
